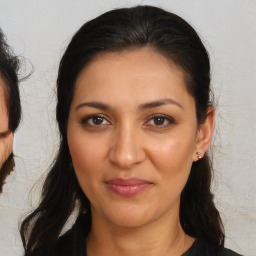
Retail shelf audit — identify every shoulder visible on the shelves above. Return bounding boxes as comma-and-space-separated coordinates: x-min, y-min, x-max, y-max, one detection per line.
219, 247, 243, 256
29, 229, 75, 256
28, 229, 74, 256
184, 239, 243, 256
52, 213, 90, 256
53, 225, 75, 256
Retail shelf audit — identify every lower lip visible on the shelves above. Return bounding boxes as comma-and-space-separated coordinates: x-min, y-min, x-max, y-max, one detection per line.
106, 183, 151, 197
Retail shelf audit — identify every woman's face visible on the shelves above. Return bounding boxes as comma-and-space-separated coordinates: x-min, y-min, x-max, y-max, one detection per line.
0, 78, 13, 169
67, 48, 211, 228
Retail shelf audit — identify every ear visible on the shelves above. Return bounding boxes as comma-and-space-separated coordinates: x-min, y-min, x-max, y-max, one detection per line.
193, 106, 215, 161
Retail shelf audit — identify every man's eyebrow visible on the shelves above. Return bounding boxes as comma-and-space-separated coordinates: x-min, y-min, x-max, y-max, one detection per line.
138, 98, 183, 110
0, 130, 11, 138
75, 101, 111, 111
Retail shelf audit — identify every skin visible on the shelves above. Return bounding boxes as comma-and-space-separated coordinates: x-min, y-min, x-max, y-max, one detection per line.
67, 48, 214, 256
0, 77, 13, 169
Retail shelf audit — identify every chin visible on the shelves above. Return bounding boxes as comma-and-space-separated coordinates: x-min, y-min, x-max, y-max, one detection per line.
110, 214, 151, 229
99, 203, 156, 229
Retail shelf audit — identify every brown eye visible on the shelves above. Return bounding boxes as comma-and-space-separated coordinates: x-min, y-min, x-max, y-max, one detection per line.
153, 117, 165, 125
92, 116, 104, 125
145, 114, 176, 129
81, 114, 111, 127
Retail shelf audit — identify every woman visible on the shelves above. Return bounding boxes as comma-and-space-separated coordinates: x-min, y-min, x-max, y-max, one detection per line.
0, 29, 21, 193
21, 6, 241, 256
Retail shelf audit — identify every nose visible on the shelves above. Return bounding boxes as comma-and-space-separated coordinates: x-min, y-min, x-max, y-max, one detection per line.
108, 125, 146, 169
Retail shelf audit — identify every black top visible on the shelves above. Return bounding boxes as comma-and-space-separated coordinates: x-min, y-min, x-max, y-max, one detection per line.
51, 214, 242, 256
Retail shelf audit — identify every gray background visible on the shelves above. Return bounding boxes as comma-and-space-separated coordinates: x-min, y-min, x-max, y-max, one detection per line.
0, 0, 255, 255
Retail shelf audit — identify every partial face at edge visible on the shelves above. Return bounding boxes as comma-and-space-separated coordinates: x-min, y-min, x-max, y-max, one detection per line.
67, 48, 213, 228
0, 77, 13, 169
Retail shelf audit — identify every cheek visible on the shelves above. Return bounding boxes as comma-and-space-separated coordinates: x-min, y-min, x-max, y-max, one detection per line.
0, 101, 9, 131
67, 133, 107, 182
149, 135, 195, 170
67, 133, 110, 205
0, 134, 13, 167
147, 135, 195, 192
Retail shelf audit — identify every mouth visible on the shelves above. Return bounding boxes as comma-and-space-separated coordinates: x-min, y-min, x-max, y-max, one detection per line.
105, 178, 152, 197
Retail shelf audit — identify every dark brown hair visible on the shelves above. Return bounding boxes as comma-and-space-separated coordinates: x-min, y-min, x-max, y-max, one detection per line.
0, 29, 21, 192
21, 5, 224, 255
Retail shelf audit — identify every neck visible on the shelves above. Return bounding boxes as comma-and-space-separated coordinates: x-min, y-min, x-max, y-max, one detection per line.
86, 209, 194, 256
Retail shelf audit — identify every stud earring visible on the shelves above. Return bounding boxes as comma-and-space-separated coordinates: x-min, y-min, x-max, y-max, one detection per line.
196, 152, 202, 160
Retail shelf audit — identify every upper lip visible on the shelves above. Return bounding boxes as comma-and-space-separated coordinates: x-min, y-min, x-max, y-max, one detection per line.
106, 178, 151, 186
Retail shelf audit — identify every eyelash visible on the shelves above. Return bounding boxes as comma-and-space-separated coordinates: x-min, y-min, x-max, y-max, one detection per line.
145, 114, 176, 128
81, 114, 111, 127
80, 114, 176, 129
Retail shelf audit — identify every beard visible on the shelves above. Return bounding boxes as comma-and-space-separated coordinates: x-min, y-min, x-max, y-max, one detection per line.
0, 152, 15, 193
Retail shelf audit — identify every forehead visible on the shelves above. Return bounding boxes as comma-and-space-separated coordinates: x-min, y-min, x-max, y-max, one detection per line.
82, 48, 185, 79
73, 48, 190, 103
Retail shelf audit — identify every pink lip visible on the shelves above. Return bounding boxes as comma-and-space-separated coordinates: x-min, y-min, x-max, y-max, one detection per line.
105, 178, 152, 197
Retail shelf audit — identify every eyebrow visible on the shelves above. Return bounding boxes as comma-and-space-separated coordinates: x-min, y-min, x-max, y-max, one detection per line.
138, 98, 183, 110
75, 98, 183, 111
75, 101, 111, 111
0, 130, 11, 138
